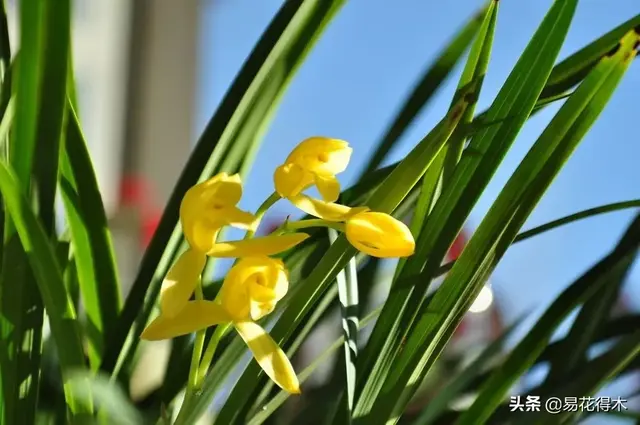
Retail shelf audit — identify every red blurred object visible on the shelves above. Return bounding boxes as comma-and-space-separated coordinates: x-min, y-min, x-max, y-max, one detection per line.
120, 176, 146, 207
447, 232, 467, 261
119, 175, 161, 249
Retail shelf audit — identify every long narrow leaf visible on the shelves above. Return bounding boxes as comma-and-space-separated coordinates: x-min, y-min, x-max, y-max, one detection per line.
396, 0, 498, 282
542, 13, 640, 97
33, 0, 70, 236
520, 330, 640, 425
1, 0, 54, 421
451, 31, 639, 425
473, 14, 640, 123
414, 315, 523, 425
352, 2, 578, 421
0, 161, 86, 410
441, 0, 497, 186
542, 214, 640, 387
60, 104, 122, 368
330, 228, 359, 423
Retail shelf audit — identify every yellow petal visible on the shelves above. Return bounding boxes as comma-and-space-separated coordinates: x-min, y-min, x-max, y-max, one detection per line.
273, 163, 314, 198
183, 207, 255, 251
207, 233, 309, 257
345, 211, 415, 258
314, 174, 341, 202
250, 261, 288, 302
219, 257, 289, 321
181, 215, 219, 253
160, 249, 207, 317
286, 137, 352, 175
288, 194, 352, 222
248, 264, 288, 320
217, 206, 256, 230
141, 301, 230, 340
180, 173, 254, 243
195, 172, 243, 206
234, 321, 301, 394
180, 173, 242, 221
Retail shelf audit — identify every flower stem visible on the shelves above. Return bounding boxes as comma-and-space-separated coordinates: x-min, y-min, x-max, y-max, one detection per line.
245, 191, 280, 239
286, 218, 345, 232
196, 322, 231, 387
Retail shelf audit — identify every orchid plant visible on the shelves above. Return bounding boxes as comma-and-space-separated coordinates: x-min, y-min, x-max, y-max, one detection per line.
0, 1, 638, 425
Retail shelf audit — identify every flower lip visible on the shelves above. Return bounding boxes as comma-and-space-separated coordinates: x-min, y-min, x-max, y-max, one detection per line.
219, 256, 289, 322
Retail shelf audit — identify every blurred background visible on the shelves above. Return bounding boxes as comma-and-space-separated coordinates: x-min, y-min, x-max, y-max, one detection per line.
5, 0, 639, 422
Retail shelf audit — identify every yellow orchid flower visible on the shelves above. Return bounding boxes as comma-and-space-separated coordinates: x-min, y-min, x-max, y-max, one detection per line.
284, 195, 415, 258
180, 172, 256, 253
345, 210, 415, 258
274, 137, 352, 202
142, 257, 300, 394
159, 233, 309, 318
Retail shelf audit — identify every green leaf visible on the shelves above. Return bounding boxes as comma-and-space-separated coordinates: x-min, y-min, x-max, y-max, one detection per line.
66, 371, 144, 425
33, 0, 70, 236
413, 315, 523, 425
329, 228, 359, 423
420, 313, 640, 424
514, 200, 640, 242
18, 0, 70, 416
542, 214, 640, 388
60, 104, 122, 368
10, 0, 43, 188
102, 0, 347, 381
0, 160, 86, 409
473, 13, 640, 123
352, 1, 578, 421
396, 0, 498, 282
521, 330, 640, 425
441, 0, 497, 186
542, 13, 640, 97
472, 238, 639, 424
451, 33, 639, 425
430, 199, 640, 279
1, 0, 71, 422
361, 2, 487, 174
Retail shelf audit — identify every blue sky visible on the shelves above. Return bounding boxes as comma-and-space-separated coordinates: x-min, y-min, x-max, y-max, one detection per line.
193, 0, 639, 419
195, 0, 639, 336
